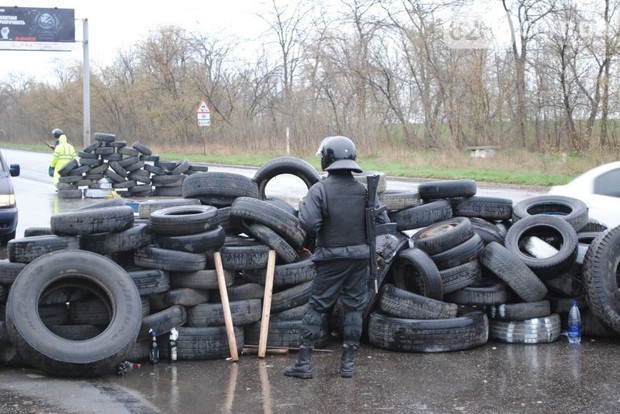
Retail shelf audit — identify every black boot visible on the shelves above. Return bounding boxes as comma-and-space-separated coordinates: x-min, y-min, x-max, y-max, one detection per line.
284, 346, 313, 379
340, 344, 357, 378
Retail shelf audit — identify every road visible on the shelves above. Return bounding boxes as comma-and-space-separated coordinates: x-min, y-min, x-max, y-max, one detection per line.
2, 149, 619, 414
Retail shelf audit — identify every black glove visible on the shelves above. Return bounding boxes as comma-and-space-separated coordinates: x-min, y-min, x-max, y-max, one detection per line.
48, 167, 54, 177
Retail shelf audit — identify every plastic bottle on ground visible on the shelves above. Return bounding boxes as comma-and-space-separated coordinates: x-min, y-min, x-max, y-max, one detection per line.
568, 300, 582, 344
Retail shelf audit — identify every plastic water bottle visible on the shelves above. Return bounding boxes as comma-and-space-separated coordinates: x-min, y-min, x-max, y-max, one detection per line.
568, 300, 582, 344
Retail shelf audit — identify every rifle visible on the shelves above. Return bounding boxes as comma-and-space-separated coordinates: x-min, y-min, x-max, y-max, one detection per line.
365, 174, 384, 294
39, 137, 55, 150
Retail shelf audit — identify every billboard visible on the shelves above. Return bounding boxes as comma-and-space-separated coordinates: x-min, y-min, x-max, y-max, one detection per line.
0, 6, 75, 51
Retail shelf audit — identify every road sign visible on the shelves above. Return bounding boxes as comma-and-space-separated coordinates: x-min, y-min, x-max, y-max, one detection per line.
196, 99, 210, 114
196, 99, 211, 127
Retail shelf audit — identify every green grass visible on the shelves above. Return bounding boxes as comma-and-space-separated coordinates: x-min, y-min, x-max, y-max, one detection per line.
3, 142, 578, 187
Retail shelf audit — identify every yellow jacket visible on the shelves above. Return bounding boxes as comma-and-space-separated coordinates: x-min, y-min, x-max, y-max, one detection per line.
49, 135, 77, 186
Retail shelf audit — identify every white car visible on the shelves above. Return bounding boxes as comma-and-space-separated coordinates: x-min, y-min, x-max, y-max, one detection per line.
548, 161, 620, 228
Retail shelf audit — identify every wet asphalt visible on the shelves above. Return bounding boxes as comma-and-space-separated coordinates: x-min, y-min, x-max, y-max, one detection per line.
1, 336, 619, 413
1, 149, 619, 413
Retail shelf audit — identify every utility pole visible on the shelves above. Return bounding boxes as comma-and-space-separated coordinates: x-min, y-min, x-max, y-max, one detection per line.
82, 18, 90, 148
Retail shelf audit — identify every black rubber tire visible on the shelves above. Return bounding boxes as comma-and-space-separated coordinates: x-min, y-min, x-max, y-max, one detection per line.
391, 248, 443, 300
94, 132, 116, 143
138, 305, 187, 340
468, 217, 506, 245
367, 310, 488, 353
159, 326, 243, 360
7, 235, 79, 263
379, 284, 458, 319
243, 221, 300, 264
229, 197, 305, 250
453, 196, 513, 220
488, 314, 561, 344
444, 279, 512, 306
154, 226, 225, 253
439, 259, 481, 294
243, 315, 330, 349
182, 171, 259, 199
253, 156, 320, 199
479, 242, 548, 302
5, 250, 142, 377
418, 179, 477, 200
430, 233, 484, 270
582, 226, 620, 334
169, 268, 235, 290
224, 283, 265, 301
580, 219, 608, 233
164, 288, 210, 307
149, 205, 218, 236
132, 142, 152, 155
412, 217, 474, 256
134, 246, 206, 272
79, 223, 151, 254
187, 299, 262, 327
389, 199, 454, 231
127, 269, 170, 295
219, 243, 270, 271
0, 260, 26, 284
379, 190, 422, 212
504, 215, 578, 279
51, 206, 134, 236
271, 280, 313, 313
23, 227, 54, 237
512, 195, 589, 231
543, 263, 583, 298
68, 298, 111, 325
487, 300, 551, 321
138, 198, 201, 219
242, 255, 316, 287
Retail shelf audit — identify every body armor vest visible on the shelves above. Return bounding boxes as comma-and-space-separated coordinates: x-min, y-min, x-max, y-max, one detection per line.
316, 175, 367, 247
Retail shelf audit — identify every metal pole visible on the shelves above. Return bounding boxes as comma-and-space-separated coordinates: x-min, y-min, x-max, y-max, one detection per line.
82, 18, 90, 148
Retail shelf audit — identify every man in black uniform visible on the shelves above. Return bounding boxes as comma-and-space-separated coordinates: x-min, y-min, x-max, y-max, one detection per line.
284, 136, 388, 379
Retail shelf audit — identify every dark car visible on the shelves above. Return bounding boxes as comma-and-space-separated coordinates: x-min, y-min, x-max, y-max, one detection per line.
0, 150, 20, 244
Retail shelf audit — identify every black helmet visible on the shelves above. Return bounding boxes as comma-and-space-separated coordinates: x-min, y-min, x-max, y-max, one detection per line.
52, 128, 63, 138
318, 136, 362, 173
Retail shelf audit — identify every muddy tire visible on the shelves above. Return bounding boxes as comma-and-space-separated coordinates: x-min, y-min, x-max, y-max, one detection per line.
379, 284, 458, 319
479, 242, 548, 302
504, 215, 578, 279
512, 195, 588, 231
149, 205, 218, 236
489, 314, 561, 343
582, 226, 620, 333
412, 217, 474, 256
368, 310, 488, 352
51, 206, 134, 236
418, 179, 477, 200
253, 157, 320, 199
8, 235, 79, 263
392, 248, 443, 300
5, 250, 142, 377
79, 223, 151, 254
230, 197, 305, 250
389, 199, 453, 231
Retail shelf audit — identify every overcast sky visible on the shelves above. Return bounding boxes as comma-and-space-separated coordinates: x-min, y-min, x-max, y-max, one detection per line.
0, 0, 282, 81
0, 1, 518, 83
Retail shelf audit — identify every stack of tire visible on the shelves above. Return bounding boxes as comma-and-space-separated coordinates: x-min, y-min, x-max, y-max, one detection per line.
56, 132, 206, 199
0, 156, 326, 377
368, 179, 619, 353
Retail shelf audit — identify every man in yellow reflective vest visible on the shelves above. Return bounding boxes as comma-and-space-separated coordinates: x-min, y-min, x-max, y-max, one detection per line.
48, 128, 76, 188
